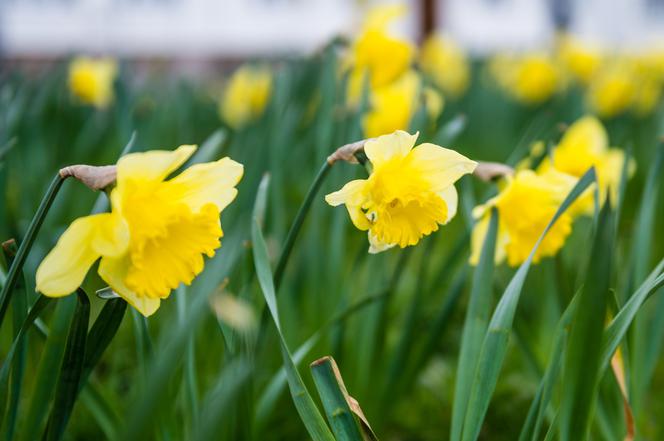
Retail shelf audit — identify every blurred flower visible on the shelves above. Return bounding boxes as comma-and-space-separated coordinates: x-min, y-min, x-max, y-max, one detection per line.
36, 146, 243, 316
68, 57, 117, 109
586, 61, 636, 118
420, 34, 470, 97
556, 34, 602, 85
470, 169, 575, 267
363, 70, 420, 138
538, 115, 633, 211
221, 65, 272, 129
490, 53, 562, 105
423, 86, 445, 121
326, 130, 476, 253
346, 4, 415, 105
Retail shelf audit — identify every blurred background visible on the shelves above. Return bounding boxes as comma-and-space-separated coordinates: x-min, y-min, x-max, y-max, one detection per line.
2, 0, 664, 61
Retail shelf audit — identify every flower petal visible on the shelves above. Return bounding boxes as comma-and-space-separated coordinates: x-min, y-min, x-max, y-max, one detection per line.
368, 231, 396, 254
117, 145, 196, 184
364, 130, 418, 167
36, 213, 114, 297
409, 143, 477, 192
439, 185, 458, 224
98, 255, 160, 317
168, 157, 244, 212
325, 179, 370, 230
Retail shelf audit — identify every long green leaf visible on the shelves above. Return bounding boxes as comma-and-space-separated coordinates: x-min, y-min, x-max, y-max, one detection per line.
311, 356, 364, 441
450, 209, 498, 441
45, 289, 90, 441
460, 168, 596, 441
251, 183, 334, 441
559, 199, 614, 441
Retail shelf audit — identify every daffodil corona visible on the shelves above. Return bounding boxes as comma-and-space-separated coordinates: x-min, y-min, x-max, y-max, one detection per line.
326, 131, 476, 253
36, 146, 243, 316
68, 57, 118, 109
470, 169, 575, 267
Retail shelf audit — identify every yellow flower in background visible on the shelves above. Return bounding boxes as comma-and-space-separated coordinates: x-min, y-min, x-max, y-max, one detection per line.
420, 34, 470, 97
346, 4, 414, 105
490, 53, 562, 105
632, 77, 662, 115
36, 146, 243, 316
326, 130, 476, 253
423, 86, 445, 121
363, 70, 420, 138
556, 34, 602, 84
538, 115, 633, 210
586, 62, 636, 118
68, 57, 118, 109
470, 169, 575, 267
221, 65, 272, 129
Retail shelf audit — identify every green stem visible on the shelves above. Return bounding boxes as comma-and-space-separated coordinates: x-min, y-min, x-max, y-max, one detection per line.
0, 174, 66, 326
273, 161, 332, 290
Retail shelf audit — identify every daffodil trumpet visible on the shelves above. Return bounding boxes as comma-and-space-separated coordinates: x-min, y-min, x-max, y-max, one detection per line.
35, 145, 244, 317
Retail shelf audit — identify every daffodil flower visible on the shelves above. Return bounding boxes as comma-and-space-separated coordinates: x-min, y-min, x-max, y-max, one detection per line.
221, 65, 272, 129
420, 34, 470, 98
537, 115, 634, 212
68, 57, 118, 109
586, 62, 636, 118
490, 53, 563, 105
36, 146, 243, 316
363, 70, 421, 138
470, 169, 576, 267
326, 131, 476, 253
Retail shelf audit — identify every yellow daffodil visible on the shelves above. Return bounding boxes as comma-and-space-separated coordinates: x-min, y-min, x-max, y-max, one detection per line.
346, 4, 415, 105
363, 70, 420, 138
556, 34, 602, 84
586, 62, 636, 118
470, 169, 576, 267
420, 34, 470, 97
326, 130, 476, 253
490, 53, 562, 105
537, 115, 633, 211
423, 86, 445, 121
36, 146, 243, 316
221, 65, 272, 129
68, 57, 118, 109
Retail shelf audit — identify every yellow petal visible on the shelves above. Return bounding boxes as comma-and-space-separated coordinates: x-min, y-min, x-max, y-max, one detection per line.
439, 185, 458, 224
409, 143, 477, 191
117, 145, 196, 184
368, 231, 396, 254
36, 214, 114, 297
98, 255, 160, 317
364, 130, 418, 166
325, 179, 371, 230
168, 157, 244, 212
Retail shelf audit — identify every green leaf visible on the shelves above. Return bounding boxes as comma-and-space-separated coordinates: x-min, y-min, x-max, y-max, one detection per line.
188, 129, 227, 165
460, 168, 597, 441
46, 289, 91, 441
434, 114, 467, 145
311, 356, 364, 441
450, 208, 498, 441
251, 186, 334, 441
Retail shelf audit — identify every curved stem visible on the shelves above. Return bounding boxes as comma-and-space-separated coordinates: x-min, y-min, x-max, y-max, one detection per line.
273, 161, 332, 290
0, 174, 66, 326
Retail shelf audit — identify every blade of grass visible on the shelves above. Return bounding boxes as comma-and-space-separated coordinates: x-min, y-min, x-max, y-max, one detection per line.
460, 168, 597, 441
450, 209, 498, 441
559, 199, 614, 441
45, 289, 91, 441
311, 356, 364, 441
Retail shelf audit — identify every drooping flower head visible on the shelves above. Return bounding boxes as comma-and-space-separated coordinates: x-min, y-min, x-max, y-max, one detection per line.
470, 169, 576, 267
490, 52, 563, 105
346, 4, 415, 105
36, 146, 244, 316
420, 34, 470, 97
326, 131, 476, 253
221, 65, 272, 129
537, 115, 634, 212
68, 56, 118, 109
